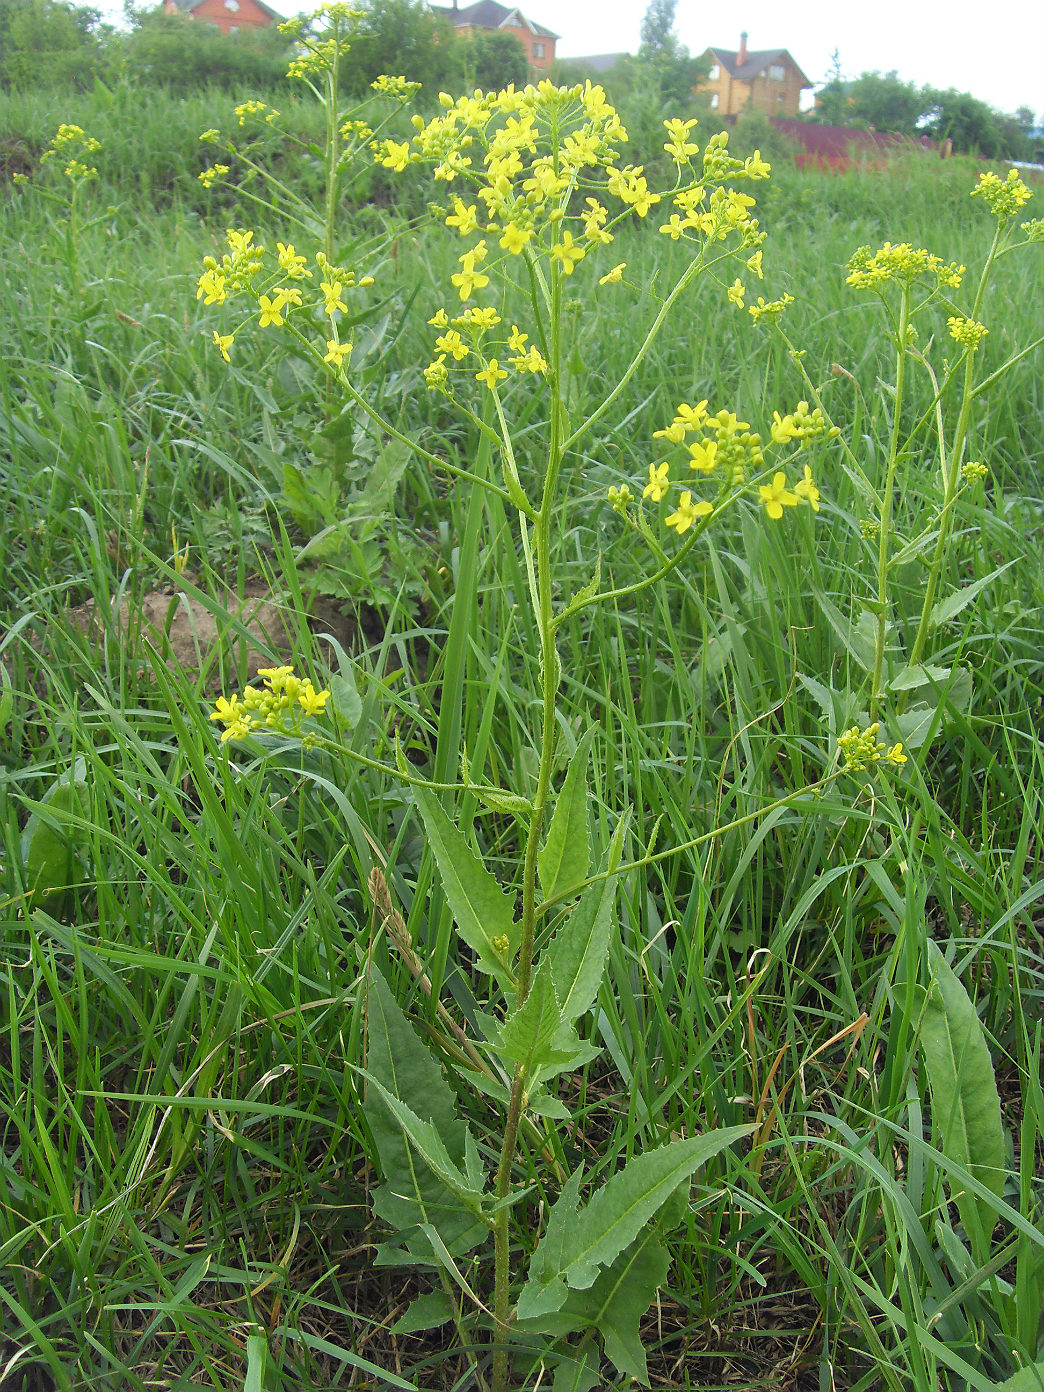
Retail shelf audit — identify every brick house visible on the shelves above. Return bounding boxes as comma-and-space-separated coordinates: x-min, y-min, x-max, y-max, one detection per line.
695, 33, 811, 118
162, 0, 282, 36
430, 0, 558, 73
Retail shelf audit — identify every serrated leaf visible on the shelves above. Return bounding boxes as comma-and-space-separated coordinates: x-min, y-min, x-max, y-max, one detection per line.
363, 968, 489, 1264
551, 1351, 600, 1392
517, 1127, 753, 1320
355, 1068, 488, 1217
549, 812, 628, 1025
538, 729, 595, 902
930, 560, 1017, 629
568, 554, 602, 610
389, 1290, 455, 1335
919, 940, 1006, 1259
571, 1226, 670, 1383
413, 789, 519, 988
495, 959, 563, 1076
994, 1363, 1044, 1392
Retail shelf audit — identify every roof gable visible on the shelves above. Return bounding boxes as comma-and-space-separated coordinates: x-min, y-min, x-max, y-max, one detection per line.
705, 45, 812, 88
433, 0, 558, 40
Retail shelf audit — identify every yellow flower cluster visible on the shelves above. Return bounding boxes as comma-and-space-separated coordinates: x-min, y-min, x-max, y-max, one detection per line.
748, 292, 794, 326
371, 74, 420, 98
398, 81, 766, 317
837, 723, 907, 773
630, 398, 833, 536
283, 4, 364, 78
234, 100, 279, 126
41, 123, 101, 182
970, 169, 1033, 220
198, 164, 230, 188
423, 311, 547, 394
846, 242, 964, 292
1022, 218, 1044, 243
947, 316, 989, 349
961, 460, 988, 482
210, 665, 331, 744
197, 233, 373, 366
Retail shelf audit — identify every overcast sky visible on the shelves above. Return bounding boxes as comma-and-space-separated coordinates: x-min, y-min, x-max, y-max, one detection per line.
545, 0, 1043, 118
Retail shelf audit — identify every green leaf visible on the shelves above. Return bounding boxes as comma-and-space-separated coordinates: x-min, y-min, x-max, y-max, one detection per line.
994, 1364, 1044, 1392
538, 728, 595, 903
551, 1351, 600, 1392
413, 788, 519, 988
21, 763, 91, 903
355, 1068, 488, 1218
569, 1226, 670, 1384
328, 670, 361, 728
389, 1290, 455, 1335
495, 959, 563, 1076
919, 940, 1006, 1258
929, 560, 1018, 629
549, 812, 628, 1025
517, 1126, 753, 1320
362, 968, 490, 1265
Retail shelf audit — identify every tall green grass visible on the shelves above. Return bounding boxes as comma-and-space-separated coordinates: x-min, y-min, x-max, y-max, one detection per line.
1, 89, 1042, 1389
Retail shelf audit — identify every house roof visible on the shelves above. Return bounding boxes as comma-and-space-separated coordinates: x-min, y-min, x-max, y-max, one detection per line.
704, 46, 813, 88
431, 1, 558, 41
167, 0, 284, 17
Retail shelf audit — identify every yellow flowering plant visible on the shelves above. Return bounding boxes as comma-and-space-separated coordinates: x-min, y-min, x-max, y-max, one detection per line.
763, 168, 1044, 748
13, 123, 103, 302
202, 79, 904, 1392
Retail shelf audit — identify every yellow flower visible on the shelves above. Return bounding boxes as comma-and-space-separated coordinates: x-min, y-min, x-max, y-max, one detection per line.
794, 464, 820, 511
643, 461, 670, 501
321, 280, 347, 315
665, 490, 712, 534
550, 231, 585, 274
758, 472, 799, 520
258, 294, 285, 328
688, 439, 718, 473
885, 743, 907, 766
599, 263, 626, 284
499, 222, 533, 254
197, 268, 227, 305
435, 329, 469, 360
746, 248, 764, 279
377, 139, 410, 171
476, 358, 508, 390
727, 278, 745, 308
212, 331, 234, 362
324, 339, 351, 367
277, 242, 311, 278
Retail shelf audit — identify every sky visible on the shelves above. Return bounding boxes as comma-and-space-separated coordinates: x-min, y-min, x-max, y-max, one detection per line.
540, 0, 1044, 119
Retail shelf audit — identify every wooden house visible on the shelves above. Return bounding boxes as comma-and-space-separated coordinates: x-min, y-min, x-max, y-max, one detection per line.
696, 33, 811, 118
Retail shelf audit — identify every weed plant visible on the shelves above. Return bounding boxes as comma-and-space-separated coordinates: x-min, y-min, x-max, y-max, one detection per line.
0, 27, 1042, 1392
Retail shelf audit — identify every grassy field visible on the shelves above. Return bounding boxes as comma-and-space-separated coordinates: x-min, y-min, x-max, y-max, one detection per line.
1, 75, 1042, 1392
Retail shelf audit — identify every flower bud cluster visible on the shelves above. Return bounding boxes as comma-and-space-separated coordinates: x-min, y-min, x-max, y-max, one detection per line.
40, 123, 101, 182
846, 242, 965, 292
210, 666, 331, 744
838, 723, 907, 773
947, 316, 989, 349
970, 169, 1032, 220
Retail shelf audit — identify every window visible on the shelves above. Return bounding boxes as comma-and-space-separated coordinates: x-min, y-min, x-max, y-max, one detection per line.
709, 92, 719, 109
532, 41, 544, 58
708, 63, 719, 80
769, 63, 785, 81
224, 0, 240, 9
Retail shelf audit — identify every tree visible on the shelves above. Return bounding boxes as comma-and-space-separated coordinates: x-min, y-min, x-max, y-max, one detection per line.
0, 0, 109, 89
336, 0, 462, 97
920, 87, 1003, 156
846, 71, 923, 134
809, 49, 848, 126
459, 29, 527, 93
635, 0, 702, 108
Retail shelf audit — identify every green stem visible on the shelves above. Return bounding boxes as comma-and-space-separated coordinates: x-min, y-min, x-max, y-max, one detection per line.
490, 264, 566, 1392
869, 284, 911, 715
906, 219, 1004, 674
